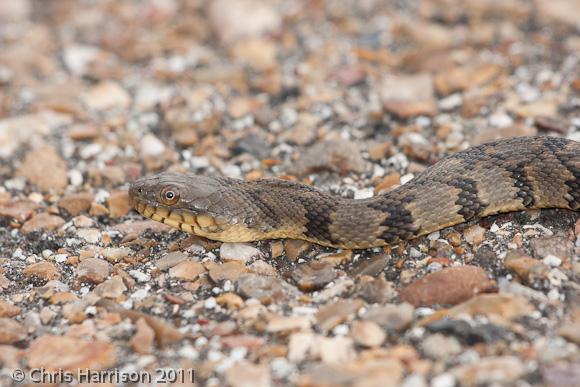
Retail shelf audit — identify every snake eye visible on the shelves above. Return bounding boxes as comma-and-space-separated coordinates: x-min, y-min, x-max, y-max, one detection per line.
161, 186, 180, 205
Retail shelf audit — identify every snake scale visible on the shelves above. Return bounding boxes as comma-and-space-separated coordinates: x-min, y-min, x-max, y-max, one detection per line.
129, 136, 579, 249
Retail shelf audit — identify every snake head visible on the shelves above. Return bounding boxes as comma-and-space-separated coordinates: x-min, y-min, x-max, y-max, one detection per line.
129, 172, 222, 210
128, 172, 233, 236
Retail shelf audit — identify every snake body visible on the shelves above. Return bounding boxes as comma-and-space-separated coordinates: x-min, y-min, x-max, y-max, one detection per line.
129, 136, 579, 249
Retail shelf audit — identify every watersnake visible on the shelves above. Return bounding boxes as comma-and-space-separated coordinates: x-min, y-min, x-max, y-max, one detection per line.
129, 136, 579, 249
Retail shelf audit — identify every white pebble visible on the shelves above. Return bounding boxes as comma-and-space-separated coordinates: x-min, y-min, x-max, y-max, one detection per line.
403, 132, 430, 145
63, 45, 99, 75
204, 297, 217, 309
522, 223, 554, 236
68, 169, 84, 187
131, 289, 149, 301
230, 347, 247, 361
372, 164, 386, 178
333, 324, 349, 336
409, 248, 422, 259
400, 173, 415, 185
53, 254, 68, 263
220, 243, 260, 262
129, 270, 151, 283
76, 228, 101, 244
42, 249, 53, 259
206, 350, 223, 362
28, 192, 43, 203
428, 262, 443, 272
516, 83, 540, 102
416, 116, 431, 127
190, 156, 210, 169
80, 143, 102, 159
178, 345, 199, 360
427, 231, 440, 241
401, 374, 428, 387
136, 355, 156, 368
140, 133, 166, 157
12, 248, 26, 260
195, 336, 208, 347
438, 93, 463, 111
94, 189, 110, 203
270, 357, 294, 379
4, 177, 26, 191
0, 66, 13, 83
387, 153, 409, 171
181, 150, 192, 160
445, 131, 464, 148
431, 373, 456, 387
221, 164, 242, 178
354, 188, 374, 199
543, 254, 562, 267
547, 288, 561, 301
548, 268, 568, 287
489, 112, 513, 128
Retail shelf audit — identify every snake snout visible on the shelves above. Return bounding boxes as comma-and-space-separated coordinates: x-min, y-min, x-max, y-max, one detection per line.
128, 180, 143, 198
128, 177, 159, 206
128, 180, 145, 208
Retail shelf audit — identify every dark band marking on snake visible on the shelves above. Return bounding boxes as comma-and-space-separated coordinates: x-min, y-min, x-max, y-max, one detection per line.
302, 195, 339, 245
129, 136, 580, 249
367, 193, 417, 244
447, 177, 487, 221
505, 161, 536, 208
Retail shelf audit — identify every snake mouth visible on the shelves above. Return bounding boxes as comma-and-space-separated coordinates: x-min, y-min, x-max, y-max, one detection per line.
130, 196, 224, 234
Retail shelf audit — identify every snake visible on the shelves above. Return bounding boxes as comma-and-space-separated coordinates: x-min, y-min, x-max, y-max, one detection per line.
129, 136, 579, 249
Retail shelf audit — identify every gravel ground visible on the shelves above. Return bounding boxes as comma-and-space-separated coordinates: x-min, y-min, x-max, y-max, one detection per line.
0, 0, 579, 386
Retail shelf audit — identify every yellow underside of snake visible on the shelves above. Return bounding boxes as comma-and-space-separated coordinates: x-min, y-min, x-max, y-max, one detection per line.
129, 136, 579, 249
